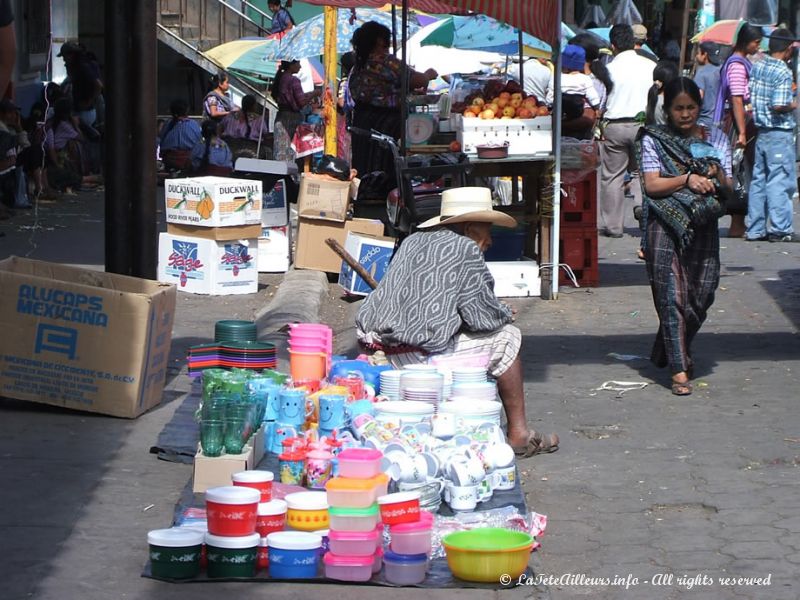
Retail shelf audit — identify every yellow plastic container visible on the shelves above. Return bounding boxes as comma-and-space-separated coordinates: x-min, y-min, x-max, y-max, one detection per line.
325, 474, 389, 509
284, 491, 329, 532
442, 528, 533, 583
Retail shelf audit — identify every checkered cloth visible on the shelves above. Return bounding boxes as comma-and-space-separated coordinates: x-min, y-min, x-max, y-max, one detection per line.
749, 56, 796, 131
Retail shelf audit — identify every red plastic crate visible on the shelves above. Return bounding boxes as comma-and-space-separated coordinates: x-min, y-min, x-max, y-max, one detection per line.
558, 226, 599, 287
560, 170, 597, 228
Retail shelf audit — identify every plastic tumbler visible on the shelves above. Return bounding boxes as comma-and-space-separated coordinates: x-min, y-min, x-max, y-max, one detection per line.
200, 420, 225, 457
224, 418, 247, 454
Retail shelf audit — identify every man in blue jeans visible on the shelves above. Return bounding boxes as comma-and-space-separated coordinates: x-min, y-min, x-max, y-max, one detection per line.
746, 29, 799, 243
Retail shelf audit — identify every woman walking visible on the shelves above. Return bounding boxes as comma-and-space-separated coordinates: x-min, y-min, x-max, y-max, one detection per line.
637, 77, 733, 395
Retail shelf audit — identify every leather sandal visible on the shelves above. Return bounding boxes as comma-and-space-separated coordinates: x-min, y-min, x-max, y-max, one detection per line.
671, 380, 692, 396
513, 430, 559, 458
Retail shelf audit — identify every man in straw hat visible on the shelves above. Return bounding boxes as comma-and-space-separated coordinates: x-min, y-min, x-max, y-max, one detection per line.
356, 187, 559, 458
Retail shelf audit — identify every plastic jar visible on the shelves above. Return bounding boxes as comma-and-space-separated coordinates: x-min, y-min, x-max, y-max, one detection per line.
328, 527, 380, 556
205, 486, 260, 537
266, 531, 322, 579
147, 528, 204, 580
389, 511, 433, 556
256, 499, 287, 538
327, 504, 381, 532
323, 552, 374, 582
325, 473, 388, 509
205, 533, 259, 578
383, 550, 429, 585
231, 470, 274, 502
372, 546, 383, 574
284, 491, 329, 532
377, 492, 421, 525
336, 448, 383, 479
257, 537, 269, 571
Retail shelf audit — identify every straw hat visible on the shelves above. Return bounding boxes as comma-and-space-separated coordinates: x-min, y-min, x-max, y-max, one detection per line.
417, 187, 517, 229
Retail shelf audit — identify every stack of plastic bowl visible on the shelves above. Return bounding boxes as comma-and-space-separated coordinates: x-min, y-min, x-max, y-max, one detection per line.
203, 486, 261, 578
323, 448, 388, 582
450, 381, 497, 402
400, 370, 444, 410
288, 323, 333, 382
451, 366, 488, 385
438, 400, 503, 427
379, 370, 404, 400
382, 496, 432, 585
373, 401, 436, 430
215, 320, 258, 343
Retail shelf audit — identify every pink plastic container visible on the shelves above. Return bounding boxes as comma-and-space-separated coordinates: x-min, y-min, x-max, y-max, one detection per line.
323, 552, 374, 582
389, 511, 433, 556
336, 448, 383, 479
372, 547, 383, 574
328, 528, 380, 556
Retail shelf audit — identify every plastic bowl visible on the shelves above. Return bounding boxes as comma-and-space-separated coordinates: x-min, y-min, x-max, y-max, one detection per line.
442, 528, 533, 583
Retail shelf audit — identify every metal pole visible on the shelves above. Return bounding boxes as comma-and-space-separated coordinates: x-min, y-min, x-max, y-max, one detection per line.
518, 28, 524, 83
391, 4, 397, 54
104, 0, 132, 275
549, 0, 564, 300
130, 0, 158, 279
399, 0, 408, 156
323, 6, 338, 156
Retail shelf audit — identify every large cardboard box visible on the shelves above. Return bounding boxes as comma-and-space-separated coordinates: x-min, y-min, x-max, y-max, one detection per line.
258, 225, 292, 273
0, 257, 176, 418
295, 217, 385, 273
165, 176, 262, 227
157, 233, 259, 295
166, 223, 262, 241
297, 173, 352, 222
339, 231, 395, 296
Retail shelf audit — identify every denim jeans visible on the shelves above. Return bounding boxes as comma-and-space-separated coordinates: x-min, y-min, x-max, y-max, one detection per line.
746, 128, 797, 238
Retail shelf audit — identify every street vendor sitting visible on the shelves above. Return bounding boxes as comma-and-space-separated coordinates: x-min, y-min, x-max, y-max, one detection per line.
356, 187, 559, 458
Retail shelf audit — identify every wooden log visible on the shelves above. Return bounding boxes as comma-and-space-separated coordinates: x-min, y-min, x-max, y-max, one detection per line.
324, 237, 379, 290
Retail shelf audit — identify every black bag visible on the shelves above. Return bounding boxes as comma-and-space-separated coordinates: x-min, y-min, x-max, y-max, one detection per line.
315, 154, 351, 181
726, 145, 750, 215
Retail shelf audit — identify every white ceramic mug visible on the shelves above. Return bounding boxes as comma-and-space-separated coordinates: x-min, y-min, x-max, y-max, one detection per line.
431, 413, 456, 438
448, 458, 471, 487
446, 483, 479, 511
464, 456, 487, 486
478, 476, 493, 501
494, 465, 516, 491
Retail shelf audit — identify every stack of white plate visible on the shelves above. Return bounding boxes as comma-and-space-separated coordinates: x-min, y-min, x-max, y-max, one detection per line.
379, 369, 404, 400
451, 366, 488, 385
450, 381, 497, 401
402, 386, 442, 406
400, 371, 443, 394
439, 400, 502, 427
374, 400, 435, 427
403, 364, 439, 373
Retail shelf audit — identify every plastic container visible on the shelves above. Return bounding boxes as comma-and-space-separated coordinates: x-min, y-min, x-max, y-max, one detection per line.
323, 552, 374, 582
284, 491, 329, 531
305, 448, 334, 490
372, 547, 383, 574
231, 470, 274, 502
257, 537, 270, 571
147, 528, 204, 580
336, 448, 383, 479
325, 473, 389, 509
289, 349, 327, 381
256, 499, 287, 538
205, 486, 260, 537
313, 529, 330, 556
205, 533, 259, 578
383, 550, 429, 585
441, 528, 534, 583
266, 531, 323, 579
377, 492, 421, 526
328, 528, 380, 556
389, 511, 434, 556
328, 504, 381, 532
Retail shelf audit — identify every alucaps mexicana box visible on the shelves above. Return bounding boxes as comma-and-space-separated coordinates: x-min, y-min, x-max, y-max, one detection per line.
0, 257, 177, 418
165, 176, 263, 227
157, 232, 259, 295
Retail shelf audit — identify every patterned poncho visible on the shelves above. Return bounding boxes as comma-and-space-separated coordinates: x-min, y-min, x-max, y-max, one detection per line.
356, 228, 513, 354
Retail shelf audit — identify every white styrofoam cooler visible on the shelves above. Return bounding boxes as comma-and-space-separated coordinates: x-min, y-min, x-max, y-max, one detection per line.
486, 259, 541, 298
454, 114, 552, 156
258, 225, 292, 273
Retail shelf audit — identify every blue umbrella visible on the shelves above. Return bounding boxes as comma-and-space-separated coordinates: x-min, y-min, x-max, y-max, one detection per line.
262, 8, 422, 61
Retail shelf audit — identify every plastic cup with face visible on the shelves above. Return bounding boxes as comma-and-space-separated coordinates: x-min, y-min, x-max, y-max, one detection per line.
200, 420, 225, 457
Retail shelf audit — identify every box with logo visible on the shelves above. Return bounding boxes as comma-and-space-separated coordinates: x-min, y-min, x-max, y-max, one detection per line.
297, 173, 354, 222
164, 176, 262, 227
258, 225, 292, 273
0, 257, 176, 418
295, 217, 385, 273
166, 223, 263, 241
262, 179, 289, 227
157, 233, 259, 295
338, 231, 395, 296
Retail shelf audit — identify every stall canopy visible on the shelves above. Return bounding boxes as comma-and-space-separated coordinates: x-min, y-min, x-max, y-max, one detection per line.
301, 0, 559, 46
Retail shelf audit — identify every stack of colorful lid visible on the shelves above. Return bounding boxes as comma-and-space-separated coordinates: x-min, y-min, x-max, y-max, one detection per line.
322, 448, 389, 582
380, 492, 432, 585
203, 486, 261, 578
188, 320, 276, 376
231, 470, 286, 575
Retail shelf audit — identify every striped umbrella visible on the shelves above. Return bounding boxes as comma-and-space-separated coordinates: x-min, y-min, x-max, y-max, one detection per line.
205, 39, 324, 86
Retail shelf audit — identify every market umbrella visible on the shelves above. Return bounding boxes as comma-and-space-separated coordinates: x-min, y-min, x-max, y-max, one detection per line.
419, 14, 551, 56
205, 38, 325, 85
262, 7, 422, 61
690, 20, 777, 49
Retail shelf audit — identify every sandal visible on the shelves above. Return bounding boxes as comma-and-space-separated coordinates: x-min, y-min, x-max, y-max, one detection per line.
671, 380, 692, 396
512, 430, 559, 458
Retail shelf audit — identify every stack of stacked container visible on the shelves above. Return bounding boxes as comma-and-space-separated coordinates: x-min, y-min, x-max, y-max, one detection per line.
379, 491, 432, 585
231, 470, 286, 574
323, 448, 389, 581
203, 485, 261, 578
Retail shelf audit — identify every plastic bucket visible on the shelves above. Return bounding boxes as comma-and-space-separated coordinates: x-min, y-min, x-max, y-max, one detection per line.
289, 350, 327, 381
205, 486, 260, 537
147, 528, 204, 580
205, 533, 259, 578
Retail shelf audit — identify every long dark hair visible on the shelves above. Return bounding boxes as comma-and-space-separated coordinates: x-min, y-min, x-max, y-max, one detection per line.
352, 22, 391, 68
241, 95, 257, 138
163, 99, 189, 141
200, 120, 219, 172
209, 72, 228, 91
646, 61, 680, 124
569, 32, 613, 95
270, 60, 297, 101
734, 23, 762, 52
662, 77, 703, 129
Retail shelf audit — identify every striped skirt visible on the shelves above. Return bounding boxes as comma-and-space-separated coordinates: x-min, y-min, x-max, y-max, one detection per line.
644, 216, 720, 374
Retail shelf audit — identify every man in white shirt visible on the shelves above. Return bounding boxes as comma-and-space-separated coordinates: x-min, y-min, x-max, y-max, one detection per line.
507, 57, 551, 104
599, 24, 656, 237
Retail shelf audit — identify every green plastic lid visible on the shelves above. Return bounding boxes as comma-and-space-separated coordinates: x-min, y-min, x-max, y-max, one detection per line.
328, 503, 379, 517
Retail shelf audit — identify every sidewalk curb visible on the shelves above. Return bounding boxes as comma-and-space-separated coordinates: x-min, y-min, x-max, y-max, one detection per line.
254, 268, 330, 333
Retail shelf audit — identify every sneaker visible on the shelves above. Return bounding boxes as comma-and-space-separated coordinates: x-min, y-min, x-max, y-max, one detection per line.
745, 235, 767, 242
768, 233, 800, 243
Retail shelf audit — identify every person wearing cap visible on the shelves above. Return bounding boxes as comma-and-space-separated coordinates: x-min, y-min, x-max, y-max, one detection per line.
745, 28, 799, 243
546, 44, 602, 139
600, 24, 656, 238
693, 42, 722, 128
632, 24, 657, 62
356, 187, 559, 458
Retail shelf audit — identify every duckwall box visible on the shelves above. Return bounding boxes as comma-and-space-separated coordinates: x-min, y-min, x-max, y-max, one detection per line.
0, 256, 176, 418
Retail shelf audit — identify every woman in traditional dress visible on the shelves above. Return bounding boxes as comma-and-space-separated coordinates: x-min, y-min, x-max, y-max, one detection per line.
203, 72, 238, 122
637, 77, 733, 396
270, 60, 320, 162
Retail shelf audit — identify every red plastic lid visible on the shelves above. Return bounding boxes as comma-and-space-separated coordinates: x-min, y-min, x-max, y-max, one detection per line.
278, 451, 306, 461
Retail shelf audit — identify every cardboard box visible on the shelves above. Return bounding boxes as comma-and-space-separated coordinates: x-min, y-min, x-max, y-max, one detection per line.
258, 225, 292, 273
262, 179, 289, 227
166, 223, 263, 241
486, 259, 541, 298
164, 176, 262, 227
192, 445, 255, 493
297, 173, 351, 222
157, 233, 259, 295
0, 257, 176, 418
295, 217, 385, 273
339, 231, 395, 296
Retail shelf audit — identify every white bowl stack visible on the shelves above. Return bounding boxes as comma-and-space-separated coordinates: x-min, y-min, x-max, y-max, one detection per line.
379, 370, 404, 400
400, 371, 444, 411
451, 366, 488, 385
449, 381, 497, 402
439, 400, 502, 427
